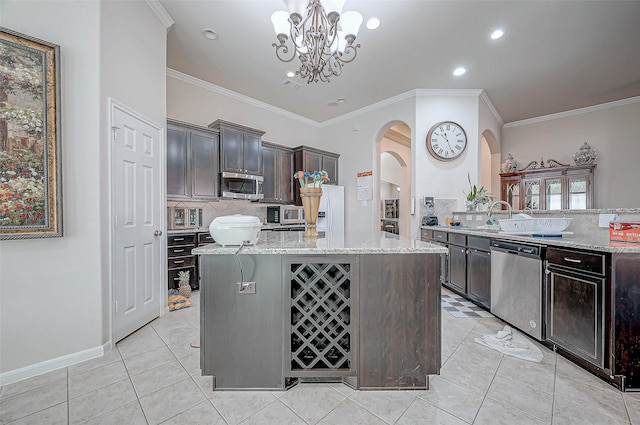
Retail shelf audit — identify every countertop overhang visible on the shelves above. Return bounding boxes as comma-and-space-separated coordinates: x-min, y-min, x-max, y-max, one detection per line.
193, 230, 447, 255
421, 225, 640, 253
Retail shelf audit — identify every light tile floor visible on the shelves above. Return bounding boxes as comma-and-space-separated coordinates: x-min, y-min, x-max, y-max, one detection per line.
1, 288, 637, 425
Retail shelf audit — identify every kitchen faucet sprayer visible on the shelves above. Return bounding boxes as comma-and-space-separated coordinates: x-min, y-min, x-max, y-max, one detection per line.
487, 200, 513, 219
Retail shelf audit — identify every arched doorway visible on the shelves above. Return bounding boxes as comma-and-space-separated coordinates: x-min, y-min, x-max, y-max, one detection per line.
378, 123, 411, 237
481, 129, 501, 201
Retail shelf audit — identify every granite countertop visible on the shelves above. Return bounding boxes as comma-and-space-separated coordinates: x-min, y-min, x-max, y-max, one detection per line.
421, 226, 640, 253
193, 230, 447, 255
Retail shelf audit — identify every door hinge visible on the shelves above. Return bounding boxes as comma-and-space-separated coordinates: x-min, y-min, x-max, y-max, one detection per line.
112, 126, 120, 140
115, 300, 118, 313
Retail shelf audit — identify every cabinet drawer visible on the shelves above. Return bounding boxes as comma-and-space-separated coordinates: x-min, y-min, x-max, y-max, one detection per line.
467, 235, 490, 251
168, 245, 195, 257
198, 232, 214, 245
168, 256, 196, 268
168, 233, 195, 245
433, 231, 448, 242
420, 228, 432, 242
449, 233, 466, 246
547, 247, 606, 275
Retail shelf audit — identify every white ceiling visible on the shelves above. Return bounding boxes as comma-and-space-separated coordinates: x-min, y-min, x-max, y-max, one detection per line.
161, 0, 640, 124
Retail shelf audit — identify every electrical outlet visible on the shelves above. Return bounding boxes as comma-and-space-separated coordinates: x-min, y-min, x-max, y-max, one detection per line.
466, 215, 473, 221
453, 215, 459, 220
238, 281, 256, 294
598, 213, 618, 228
475, 215, 483, 221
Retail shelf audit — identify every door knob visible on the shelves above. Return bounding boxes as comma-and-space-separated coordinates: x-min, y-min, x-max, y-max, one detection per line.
154, 230, 163, 236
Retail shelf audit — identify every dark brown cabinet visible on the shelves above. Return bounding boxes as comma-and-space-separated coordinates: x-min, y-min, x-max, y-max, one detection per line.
209, 120, 264, 176
500, 164, 595, 210
466, 236, 491, 309
293, 145, 339, 205
167, 120, 219, 200
167, 233, 198, 290
261, 142, 294, 203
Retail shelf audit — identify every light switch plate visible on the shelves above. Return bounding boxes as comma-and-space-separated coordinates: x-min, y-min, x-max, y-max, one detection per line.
598, 214, 618, 228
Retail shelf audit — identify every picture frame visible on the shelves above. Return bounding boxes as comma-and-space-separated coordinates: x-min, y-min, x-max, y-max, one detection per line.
0, 27, 62, 239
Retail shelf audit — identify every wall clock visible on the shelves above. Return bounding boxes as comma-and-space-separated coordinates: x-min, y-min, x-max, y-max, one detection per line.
425, 121, 467, 161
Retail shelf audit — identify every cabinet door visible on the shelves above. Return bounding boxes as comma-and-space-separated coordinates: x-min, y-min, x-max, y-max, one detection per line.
243, 132, 262, 175
448, 245, 467, 294
191, 130, 219, 199
167, 125, 190, 198
220, 127, 244, 173
261, 146, 277, 201
467, 249, 491, 308
323, 154, 339, 185
277, 149, 293, 202
304, 150, 322, 174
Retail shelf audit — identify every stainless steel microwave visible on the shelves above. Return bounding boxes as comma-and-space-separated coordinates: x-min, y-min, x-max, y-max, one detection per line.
220, 172, 263, 200
266, 205, 305, 224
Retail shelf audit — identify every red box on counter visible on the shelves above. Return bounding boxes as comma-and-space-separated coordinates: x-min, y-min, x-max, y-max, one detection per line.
609, 222, 640, 243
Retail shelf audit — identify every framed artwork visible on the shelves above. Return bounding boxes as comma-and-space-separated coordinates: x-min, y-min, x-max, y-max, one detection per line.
0, 27, 62, 239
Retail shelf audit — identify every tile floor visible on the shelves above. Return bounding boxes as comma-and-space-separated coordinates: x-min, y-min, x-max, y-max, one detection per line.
1, 287, 638, 425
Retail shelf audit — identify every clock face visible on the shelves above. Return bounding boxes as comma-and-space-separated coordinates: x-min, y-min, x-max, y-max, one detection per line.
426, 121, 467, 161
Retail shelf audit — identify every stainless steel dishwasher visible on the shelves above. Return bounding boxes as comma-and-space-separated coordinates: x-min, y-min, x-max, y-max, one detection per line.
490, 240, 545, 340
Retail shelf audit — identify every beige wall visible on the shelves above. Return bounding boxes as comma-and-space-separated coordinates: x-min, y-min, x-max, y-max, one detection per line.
502, 99, 640, 208
0, 0, 167, 381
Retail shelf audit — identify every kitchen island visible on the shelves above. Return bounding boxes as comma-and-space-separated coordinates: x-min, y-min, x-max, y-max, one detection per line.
193, 231, 447, 391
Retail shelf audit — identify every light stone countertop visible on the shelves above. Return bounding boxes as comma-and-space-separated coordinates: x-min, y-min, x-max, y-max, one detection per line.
421, 226, 640, 254
193, 230, 447, 255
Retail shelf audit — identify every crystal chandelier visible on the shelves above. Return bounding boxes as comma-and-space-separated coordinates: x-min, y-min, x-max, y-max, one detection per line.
271, 0, 363, 83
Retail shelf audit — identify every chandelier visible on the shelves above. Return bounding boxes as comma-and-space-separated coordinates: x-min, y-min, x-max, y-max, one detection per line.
271, 0, 363, 83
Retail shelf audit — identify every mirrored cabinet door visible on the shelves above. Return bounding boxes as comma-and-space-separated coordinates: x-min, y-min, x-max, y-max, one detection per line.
568, 176, 588, 210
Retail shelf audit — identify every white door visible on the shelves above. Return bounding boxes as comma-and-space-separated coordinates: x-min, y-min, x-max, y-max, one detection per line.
112, 102, 164, 343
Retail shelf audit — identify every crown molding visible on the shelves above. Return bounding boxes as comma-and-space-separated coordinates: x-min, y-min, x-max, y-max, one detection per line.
504, 96, 640, 128
145, 0, 174, 31
479, 90, 504, 126
166, 68, 320, 128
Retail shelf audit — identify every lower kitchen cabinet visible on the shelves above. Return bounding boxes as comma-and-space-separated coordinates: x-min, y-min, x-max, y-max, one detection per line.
466, 236, 491, 309
168, 233, 198, 290
447, 234, 467, 294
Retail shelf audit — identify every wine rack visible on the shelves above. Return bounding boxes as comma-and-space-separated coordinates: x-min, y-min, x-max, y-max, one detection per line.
289, 262, 351, 370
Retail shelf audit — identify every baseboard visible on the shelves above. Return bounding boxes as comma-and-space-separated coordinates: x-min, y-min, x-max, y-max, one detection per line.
0, 340, 112, 386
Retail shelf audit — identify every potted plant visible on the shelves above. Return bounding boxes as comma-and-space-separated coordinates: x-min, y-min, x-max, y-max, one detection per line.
463, 174, 495, 211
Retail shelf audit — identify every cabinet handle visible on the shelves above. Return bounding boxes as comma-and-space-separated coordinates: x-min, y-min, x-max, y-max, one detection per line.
563, 257, 581, 263
174, 238, 184, 241
173, 249, 185, 253
173, 259, 185, 264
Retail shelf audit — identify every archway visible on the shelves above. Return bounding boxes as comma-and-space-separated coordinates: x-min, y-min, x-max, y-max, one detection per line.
377, 122, 411, 237
481, 129, 501, 201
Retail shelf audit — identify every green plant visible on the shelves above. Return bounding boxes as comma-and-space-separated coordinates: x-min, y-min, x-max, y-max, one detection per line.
463, 173, 495, 206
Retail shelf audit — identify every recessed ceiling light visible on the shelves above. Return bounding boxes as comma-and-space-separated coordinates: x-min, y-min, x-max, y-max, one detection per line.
286, 71, 296, 78
366, 18, 381, 30
327, 101, 339, 107
453, 67, 466, 76
202, 29, 218, 40
490, 29, 504, 40
337, 98, 345, 103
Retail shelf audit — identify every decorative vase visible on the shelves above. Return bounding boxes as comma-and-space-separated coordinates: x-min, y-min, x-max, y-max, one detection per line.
465, 201, 477, 212
300, 187, 322, 238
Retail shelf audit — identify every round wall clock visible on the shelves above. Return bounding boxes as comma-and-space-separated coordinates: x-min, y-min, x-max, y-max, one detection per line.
426, 121, 467, 161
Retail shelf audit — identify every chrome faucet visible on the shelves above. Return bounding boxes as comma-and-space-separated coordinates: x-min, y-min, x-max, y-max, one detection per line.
487, 200, 513, 219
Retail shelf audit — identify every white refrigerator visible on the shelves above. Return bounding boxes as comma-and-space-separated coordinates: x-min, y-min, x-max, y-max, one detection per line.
316, 185, 344, 238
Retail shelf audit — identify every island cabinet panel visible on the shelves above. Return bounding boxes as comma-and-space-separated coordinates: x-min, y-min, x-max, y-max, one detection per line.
357, 254, 440, 389
612, 254, 640, 391
200, 255, 284, 390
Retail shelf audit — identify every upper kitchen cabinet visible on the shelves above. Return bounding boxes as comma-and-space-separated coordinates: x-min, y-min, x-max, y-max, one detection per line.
500, 164, 595, 210
293, 145, 340, 206
262, 142, 294, 203
167, 120, 219, 200
209, 120, 265, 176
